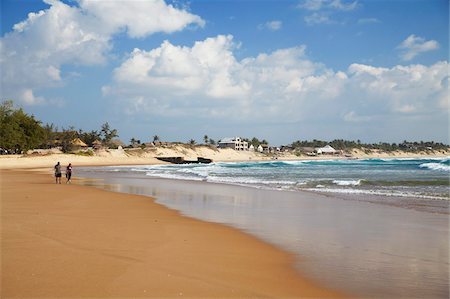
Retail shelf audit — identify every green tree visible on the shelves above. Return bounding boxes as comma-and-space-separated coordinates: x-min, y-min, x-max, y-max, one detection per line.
100, 122, 118, 146
250, 137, 260, 147
203, 135, 209, 144
129, 137, 141, 147
80, 130, 101, 147
0, 100, 45, 153
41, 123, 58, 148
189, 139, 196, 145
153, 135, 160, 142
130, 137, 137, 147
60, 126, 78, 153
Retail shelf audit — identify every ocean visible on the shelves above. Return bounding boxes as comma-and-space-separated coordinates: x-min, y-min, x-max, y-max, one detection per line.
96, 157, 449, 200
76, 157, 449, 298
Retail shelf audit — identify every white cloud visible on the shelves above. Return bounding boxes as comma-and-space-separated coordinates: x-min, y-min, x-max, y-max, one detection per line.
105, 35, 448, 131
0, 0, 204, 105
329, 0, 358, 11
21, 89, 46, 105
346, 62, 447, 115
298, 0, 358, 11
397, 34, 439, 61
78, 0, 205, 38
110, 35, 249, 102
259, 20, 282, 31
298, 0, 326, 11
304, 12, 334, 25
12, 10, 46, 32
300, 0, 357, 25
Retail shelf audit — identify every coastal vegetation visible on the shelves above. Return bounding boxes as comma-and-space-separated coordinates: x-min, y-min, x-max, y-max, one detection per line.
1, 101, 448, 155
0, 100, 45, 153
0, 101, 119, 153
290, 139, 449, 153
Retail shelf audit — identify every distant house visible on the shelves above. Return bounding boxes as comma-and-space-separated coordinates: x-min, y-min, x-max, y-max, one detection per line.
315, 145, 336, 155
249, 144, 255, 152
257, 144, 269, 153
261, 144, 269, 153
70, 138, 88, 150
218, 137, 248, 151
257, 145, 263, 153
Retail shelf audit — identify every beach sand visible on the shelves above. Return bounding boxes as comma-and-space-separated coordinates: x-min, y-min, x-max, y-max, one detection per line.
1, 169, 343, 298
1, 145, 448, 171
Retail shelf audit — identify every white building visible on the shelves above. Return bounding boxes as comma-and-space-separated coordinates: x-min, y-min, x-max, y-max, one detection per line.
315, 145, 336, 154
218, 137, 248, 151
257, 144, 263, 153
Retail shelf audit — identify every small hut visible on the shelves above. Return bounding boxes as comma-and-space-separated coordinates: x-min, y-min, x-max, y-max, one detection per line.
315, 145, 336, 155
70, 138, 88, 150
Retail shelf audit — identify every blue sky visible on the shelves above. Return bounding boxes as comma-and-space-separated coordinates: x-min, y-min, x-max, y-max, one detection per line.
1, 0, 448, 145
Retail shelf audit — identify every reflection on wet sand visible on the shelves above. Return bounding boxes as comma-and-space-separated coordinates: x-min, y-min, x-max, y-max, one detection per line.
77, 171, 449, 298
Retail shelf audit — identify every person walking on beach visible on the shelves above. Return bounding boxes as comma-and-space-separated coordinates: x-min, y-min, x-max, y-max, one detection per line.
54, 162, 62, 184
66, 163, 72, 184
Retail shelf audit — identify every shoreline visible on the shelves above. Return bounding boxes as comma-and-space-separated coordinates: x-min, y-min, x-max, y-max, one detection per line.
77, 163, 449, 215
2, 153, 448, 297
1, 168, 345, 298
74, 171, 449, 298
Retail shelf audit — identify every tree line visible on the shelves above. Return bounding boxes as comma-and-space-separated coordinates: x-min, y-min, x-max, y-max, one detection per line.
0, 101, 118, 153
290, 139, 449, 152
1, 101, 447, 154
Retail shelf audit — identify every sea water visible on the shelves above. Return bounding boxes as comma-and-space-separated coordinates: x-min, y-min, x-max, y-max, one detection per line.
96, 157, 449, 200
76, 157, 449, 298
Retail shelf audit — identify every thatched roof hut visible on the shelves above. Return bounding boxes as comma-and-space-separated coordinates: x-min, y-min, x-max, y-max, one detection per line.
71, 138, 88, 147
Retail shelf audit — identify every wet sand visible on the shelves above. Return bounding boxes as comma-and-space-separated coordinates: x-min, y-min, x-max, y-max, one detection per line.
76, 169, 449, 298
1, 169, 342, 298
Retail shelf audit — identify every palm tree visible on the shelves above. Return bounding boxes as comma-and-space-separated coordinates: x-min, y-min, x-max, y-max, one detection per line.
153, 135, 160, 142
130, 137, 137, 147
204, 135, 209, 144
189, 139, 196, 145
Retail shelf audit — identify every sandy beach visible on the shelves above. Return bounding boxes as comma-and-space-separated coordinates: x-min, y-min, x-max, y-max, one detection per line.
1, 145, 448, 170
2, 151, 448, 298
1, 169, 343, 298
2, 0, 448, 297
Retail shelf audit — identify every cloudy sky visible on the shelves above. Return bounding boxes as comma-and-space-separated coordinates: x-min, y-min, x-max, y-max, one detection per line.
1, 0, 448, 145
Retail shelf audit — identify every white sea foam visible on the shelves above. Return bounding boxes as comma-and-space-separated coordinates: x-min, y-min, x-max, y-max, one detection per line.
145, 172, 204, 181
332, 179, 362, 186
206, 176, 297, 186
306, 187, 449, 200
103, 159, 450, 200
419, 162, 450, 171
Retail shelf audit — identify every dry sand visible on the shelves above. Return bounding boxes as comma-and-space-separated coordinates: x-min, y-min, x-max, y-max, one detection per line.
1, 145, 447, 170
1, 169, 344, 298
